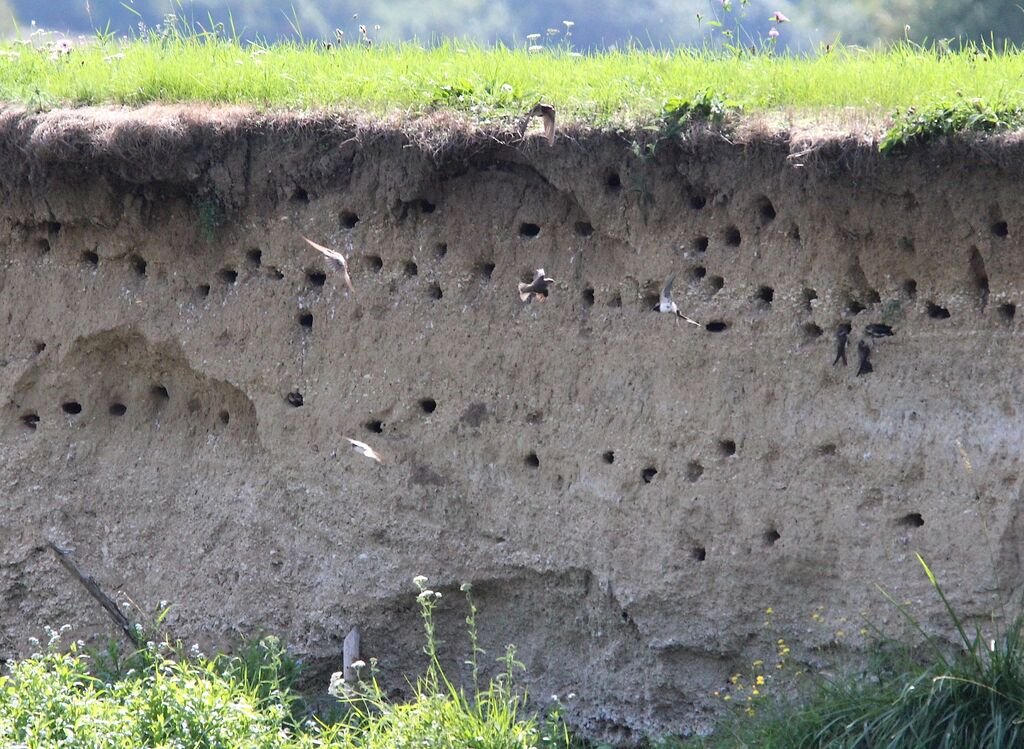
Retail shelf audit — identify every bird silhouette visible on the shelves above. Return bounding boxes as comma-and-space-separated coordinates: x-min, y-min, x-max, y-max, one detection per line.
865, 323, 894, 338
659, 274, 700, 325
833, 322, 852, 366
519, 268, 555, 302
857, 339, 873, 376
302, 235, 354, 293
346, 437, 382, 464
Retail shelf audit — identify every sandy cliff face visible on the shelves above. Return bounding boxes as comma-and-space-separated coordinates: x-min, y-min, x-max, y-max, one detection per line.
1, 107, 1022, 741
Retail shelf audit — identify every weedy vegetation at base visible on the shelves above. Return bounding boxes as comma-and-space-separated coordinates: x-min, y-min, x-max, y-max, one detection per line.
0, 577, 573, 749
673, 554, 1024, 749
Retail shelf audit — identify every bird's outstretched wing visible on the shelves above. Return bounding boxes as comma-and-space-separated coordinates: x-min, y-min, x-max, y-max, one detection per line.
302, 235, 355, 293
660, 274, 676, 307
527, 104, 556, 145
346, 437, 382, 464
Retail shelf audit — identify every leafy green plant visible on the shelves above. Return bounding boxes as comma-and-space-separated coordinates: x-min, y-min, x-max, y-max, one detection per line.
327, 575, 572, 749
663, 89, 739, 129
679, 555, 1024, 749
880, 97, 1024, 153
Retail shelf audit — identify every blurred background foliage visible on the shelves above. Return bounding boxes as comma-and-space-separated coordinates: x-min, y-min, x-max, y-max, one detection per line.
11, 0, 1023, 49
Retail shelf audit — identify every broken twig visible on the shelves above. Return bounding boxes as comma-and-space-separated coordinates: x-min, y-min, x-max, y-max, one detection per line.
47, 540, 141, 647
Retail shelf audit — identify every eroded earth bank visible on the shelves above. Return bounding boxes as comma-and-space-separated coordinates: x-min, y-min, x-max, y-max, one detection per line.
1, 107, 1022, 741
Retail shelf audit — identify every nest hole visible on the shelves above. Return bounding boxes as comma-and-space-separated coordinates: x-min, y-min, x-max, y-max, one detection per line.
705, 320, 729, 332
641, 466, 658, 483
404, 261, 419, 277
219, 410, 230, 425
130, 254, 147, 277
755, 285, 774, 305
286, 391, 304, 408
718, 439, 736, 457
365, 419, 384, 433
151, 385, 170, 401
689, 194, 707, 210
298, 311, 313, 329
692, 546, 707, 562
692, 236, 709, 253
36, 238, 51, 254
306, 270, 326, 287
290, 187, 309, 204
365, 255, 383, 273
436, 243, 448, 259
865, 288, 882, 305
417, 199, 436, 214
478, 262, 495, 280
817, 443, 837, 456
846, 299, 867, 316
81, 250, 99, 266
608, 292, 622, 308
724, 226, 742, 247
267, 267, 285, 280
757, 196, 777, 222
602, 450, 615, 464
992, 221, 1009, 238
575, 221, 594, 237
801, 288, 818, 312
108, 403, 127, 416
246, 249, 262, 267
582, 287, 595, 306
927, 302, 951, 319
61, 401, 82, 415
708, 276, 725, 294
20, 413, 39, 430
340, 211, 360, 229
690, 266, 707, 281
803, 323, 823, 340
764, 529, 781, 546
605, 171, 622, 192
419, 398, 437, 414
525, 452, 540, 468
428, 282, 443, 300
686, 461, 704, 482
999, 302, 1016, 321
33, 341, 46, 354
899, 512, 925, 528
219, 268, 238, 285
196, 283, 211, 298
789, 224, 801, 242
519, 223, 541, 238
903, 279, 917, 299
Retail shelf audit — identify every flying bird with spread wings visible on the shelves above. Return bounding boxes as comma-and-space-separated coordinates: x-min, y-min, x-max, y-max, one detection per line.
519, 103, 556, 145
302, 235, 354, 293
659, 274, 700, 325
519, 268, 555, 302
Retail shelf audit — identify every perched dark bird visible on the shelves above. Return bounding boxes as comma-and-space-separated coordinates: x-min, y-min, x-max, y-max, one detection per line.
833, 322, 852, 366
518, 268, 554, 302
865, 323, 894, 338
659, 274, 701, 325
302, 235, 355, 293
857, 339, 873, 376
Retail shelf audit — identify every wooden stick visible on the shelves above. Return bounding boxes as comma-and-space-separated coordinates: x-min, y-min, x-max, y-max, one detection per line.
343, 626, 361, 683
47, 540, 142, 647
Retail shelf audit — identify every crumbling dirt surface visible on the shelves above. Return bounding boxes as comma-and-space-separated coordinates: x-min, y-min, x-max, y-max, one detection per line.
2, 105, 1024, 742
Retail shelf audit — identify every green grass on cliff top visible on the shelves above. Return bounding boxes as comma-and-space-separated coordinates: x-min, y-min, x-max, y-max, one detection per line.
2, 30, 1024, 128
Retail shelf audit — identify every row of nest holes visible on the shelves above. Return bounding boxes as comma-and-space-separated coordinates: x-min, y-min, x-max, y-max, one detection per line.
688, 513, 925, 563
284, 393, 438, 420
522, 441, 737, 480
18, 385, 231, 430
